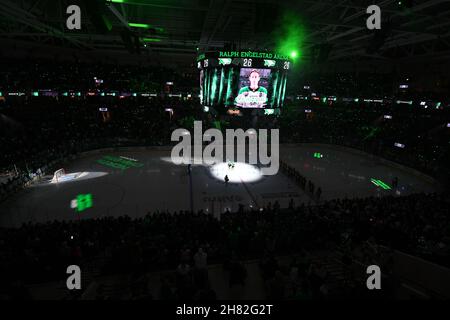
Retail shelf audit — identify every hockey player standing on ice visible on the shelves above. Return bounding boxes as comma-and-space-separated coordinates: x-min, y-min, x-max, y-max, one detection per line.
224, 175, 229, 186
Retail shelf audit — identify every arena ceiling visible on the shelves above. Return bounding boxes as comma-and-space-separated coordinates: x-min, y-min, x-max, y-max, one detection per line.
1, 0, 450, 66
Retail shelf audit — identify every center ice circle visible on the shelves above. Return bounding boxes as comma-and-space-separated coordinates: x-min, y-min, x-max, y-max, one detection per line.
210, 162, 262, 183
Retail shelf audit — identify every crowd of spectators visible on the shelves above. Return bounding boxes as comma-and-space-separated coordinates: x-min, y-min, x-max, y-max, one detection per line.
293, 71, 449, 102
0, 57, 197, 93
293, 73, 392, 98
0, 193, 448, 299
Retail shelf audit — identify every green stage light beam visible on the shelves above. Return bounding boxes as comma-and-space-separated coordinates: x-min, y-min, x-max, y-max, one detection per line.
270, 72, 279, 107
142, 38, 162, 42
210, 69, 218, 105
377, 180, 392, 190
274, 12, 305, 62
129, 22, 149, 28
371, 179, 381, 187
218, 68, 225, 105
225, 68, 234, 106
371, 178, 391, 190
129, 23, 164, 32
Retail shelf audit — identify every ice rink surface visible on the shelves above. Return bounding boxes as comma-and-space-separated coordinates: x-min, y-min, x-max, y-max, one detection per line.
0, 144, 440, 227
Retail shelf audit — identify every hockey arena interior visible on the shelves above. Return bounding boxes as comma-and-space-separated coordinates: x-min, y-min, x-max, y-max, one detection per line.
0, 0, 450, 302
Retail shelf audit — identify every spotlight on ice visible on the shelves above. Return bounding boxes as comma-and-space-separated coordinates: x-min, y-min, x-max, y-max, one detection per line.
210, 162, 262, 183
42, 171, 108, 186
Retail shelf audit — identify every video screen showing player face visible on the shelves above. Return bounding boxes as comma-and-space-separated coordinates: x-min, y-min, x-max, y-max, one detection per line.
235, 68, 271, 108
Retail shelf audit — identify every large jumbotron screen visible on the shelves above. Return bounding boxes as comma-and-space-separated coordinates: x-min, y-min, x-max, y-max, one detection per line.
197, 51, 290, 109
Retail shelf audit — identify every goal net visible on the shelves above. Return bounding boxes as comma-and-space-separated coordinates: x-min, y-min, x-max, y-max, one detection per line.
51, 168, 66, 183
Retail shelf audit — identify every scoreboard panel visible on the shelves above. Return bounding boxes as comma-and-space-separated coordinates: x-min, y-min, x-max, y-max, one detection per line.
197, 51, 291, 110
198, 57, 291, 70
